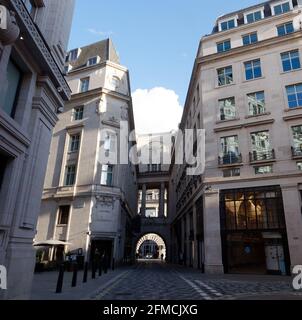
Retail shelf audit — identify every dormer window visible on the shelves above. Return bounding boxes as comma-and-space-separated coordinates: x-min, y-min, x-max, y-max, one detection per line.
219, 17, 237, 32
87, 56, 98, 66
272, 1, 292, 15
244, 9, 264, 24
68, 48, 80, 62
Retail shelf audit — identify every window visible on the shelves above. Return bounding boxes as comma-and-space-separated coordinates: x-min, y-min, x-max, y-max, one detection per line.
220, 136, 240, 164
247, 91, 266, 116
69, 49, 79, 62
219, 97, 236, 120
101, 165, 113, 186
22, 0, 35, 14
244, 59, 262, 80
145, 207, 157, 218
223, 168, 240, 178
220, 19, 236, 31
246, 11, 262, 23
286, 83, 302, 108
69, 134, 80, 152
73, 106, 84, 120
0, 59, 22, 118
87, 57, 97, 66
57, 206, 70, 225
65, 165, 76, 186
80, 78, 89, 93
255, 165, 273, 174
103, 133, 117, 154
250, 131, 274, 161
0, 154, 9, 190
221, 186, 285, 231
217, 40, 231, 53
292, 125, 302, 156
281, 50, 301, 72
274, 2, 291, 15
297, 162, 302, 171
277, 22, 294, 36
217, 66, 233, 86
242, 33, 258, 46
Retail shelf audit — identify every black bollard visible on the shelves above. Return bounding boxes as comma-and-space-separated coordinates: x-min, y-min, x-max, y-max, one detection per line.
112, 258, 115, 271
55, 264, 65, 293
92, 261, 96, 279
71, 262, 78, 287
83, 262, 88, 283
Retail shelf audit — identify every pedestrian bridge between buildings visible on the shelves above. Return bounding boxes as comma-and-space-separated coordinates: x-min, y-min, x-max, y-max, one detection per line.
133, 217, 171, 261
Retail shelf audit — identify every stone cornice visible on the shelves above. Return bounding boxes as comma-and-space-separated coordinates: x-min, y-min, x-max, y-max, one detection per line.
197, 31, 302, 66
9, 0, 71, 100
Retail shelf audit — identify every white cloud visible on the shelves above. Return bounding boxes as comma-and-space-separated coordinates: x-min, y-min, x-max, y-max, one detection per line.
132, 87, 183, 135
87, 28, 114, 37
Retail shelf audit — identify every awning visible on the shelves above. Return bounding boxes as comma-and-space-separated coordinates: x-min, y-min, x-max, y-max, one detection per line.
33, 240, 72, 247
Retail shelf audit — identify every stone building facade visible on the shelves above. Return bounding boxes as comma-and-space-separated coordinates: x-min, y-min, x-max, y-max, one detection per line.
35, 40, 138, 268
170, 0, 302, 275
0, 0, 74, 299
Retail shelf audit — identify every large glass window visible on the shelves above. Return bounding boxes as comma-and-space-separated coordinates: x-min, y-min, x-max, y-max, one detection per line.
247, 91, 266, 116
219, 97, 236, 120
65, 165, 76, 186
101, 165, 113, 186
277, 22, 294, 36
217, 40, 231, 53
217, 66, 233, 86
221, 187, 285, 231
244, 59, 262, 80
274, 2, 291, 15
281, 50, 301, 72
286, 83, 302, 108
242, 33, 258, 46
0, 59, 22, 118
246, 11, 262, 23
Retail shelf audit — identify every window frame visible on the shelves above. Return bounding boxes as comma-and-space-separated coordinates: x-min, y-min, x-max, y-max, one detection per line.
242, 32, 258, 46
79, 77, 90, 93
73, 106, 84, 121
69, 134, 81, 152
277, 21, 294, 36
100, 164, 114, 186
272, 1, 292, 16
217, 39, 231, 53
64, 164, 77, 186
218, 97, 236, 121
57, 206, 70, 226
244, 8, 264, 24
281, 49, 301, 72
286, 83, 302, 109
217, 66, 233, 87
244, 59, 262, 81
247, 91, 266, 116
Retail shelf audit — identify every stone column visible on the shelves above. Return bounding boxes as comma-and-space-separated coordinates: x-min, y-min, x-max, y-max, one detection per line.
203, 189, 224, 274
141, 184, 147, 217
281, 184, 302, 271
159, 182, 165, 218
192, 204, 199, 269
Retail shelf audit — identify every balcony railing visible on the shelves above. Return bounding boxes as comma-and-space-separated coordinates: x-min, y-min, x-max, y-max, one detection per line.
249, 149, 275, 162
218, 153, 242, 165
291, 146, 302, 158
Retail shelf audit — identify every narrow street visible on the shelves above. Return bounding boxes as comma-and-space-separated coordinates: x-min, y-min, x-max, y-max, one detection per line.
93, 260, 302, 300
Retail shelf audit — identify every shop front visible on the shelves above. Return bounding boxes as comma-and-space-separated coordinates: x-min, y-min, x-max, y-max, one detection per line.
220, 186, 290, 275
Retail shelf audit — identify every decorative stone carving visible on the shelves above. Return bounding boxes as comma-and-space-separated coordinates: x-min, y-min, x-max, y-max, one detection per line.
0, 6, 20, 45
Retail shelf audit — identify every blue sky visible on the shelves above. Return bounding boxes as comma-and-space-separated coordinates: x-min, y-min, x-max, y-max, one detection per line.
68, 0, 264, 133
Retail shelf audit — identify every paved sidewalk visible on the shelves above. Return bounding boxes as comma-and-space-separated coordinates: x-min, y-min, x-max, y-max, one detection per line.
30, 265, 133, 300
